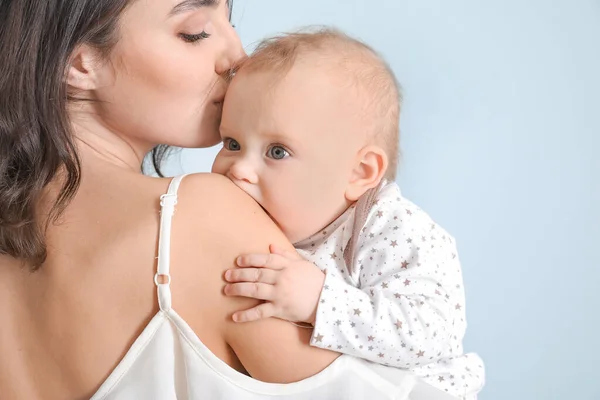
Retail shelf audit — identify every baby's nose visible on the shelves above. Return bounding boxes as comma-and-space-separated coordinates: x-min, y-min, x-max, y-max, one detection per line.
228, 161, 258, 184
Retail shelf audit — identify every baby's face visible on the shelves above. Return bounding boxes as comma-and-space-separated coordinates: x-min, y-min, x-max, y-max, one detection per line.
212, 64, 365, 243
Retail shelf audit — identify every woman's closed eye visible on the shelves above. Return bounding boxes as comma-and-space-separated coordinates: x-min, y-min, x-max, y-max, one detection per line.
223, 138, 241, 151
179, 31, 211, 43
266, 145, 290, 160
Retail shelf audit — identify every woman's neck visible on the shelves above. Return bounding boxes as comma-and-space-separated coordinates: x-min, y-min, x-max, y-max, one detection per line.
69, 105, 151, 172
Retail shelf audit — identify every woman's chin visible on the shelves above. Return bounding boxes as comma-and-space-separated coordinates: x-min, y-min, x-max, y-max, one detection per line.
178, 128, 221, 149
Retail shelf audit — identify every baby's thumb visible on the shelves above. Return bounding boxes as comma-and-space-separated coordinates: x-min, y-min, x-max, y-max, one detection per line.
269, 244, 301, 260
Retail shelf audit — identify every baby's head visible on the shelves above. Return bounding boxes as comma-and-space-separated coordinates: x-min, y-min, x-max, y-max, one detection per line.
213, 28, 401, 243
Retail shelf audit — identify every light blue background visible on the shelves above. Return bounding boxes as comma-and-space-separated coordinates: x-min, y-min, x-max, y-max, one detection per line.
163, 1, 600, 399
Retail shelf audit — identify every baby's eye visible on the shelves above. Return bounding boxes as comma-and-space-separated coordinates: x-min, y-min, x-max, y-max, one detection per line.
266, 145, 289, 160
224, 138, 241, 151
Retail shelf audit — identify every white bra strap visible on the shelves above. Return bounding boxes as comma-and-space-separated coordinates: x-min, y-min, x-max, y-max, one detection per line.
155, 174, 188, 312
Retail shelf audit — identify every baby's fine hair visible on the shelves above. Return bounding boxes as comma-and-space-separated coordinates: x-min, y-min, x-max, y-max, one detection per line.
238, 27, 402, 180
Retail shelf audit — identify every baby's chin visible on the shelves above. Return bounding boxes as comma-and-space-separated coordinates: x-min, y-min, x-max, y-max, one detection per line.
255, 209, 311, 245
281, 224, 319, 246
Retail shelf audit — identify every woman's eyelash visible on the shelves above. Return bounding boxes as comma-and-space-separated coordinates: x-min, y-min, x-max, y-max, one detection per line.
180, 31, 211, 43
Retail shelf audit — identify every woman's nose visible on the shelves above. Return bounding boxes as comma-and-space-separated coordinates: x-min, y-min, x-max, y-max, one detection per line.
228, 160, 258, 184
216, 22, 247, 77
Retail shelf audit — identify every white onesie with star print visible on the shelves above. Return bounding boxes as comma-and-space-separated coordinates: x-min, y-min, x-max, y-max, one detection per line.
294, 181, 485, 399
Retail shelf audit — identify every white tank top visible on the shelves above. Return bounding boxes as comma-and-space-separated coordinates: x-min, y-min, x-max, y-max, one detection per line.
89, 175, 458, 400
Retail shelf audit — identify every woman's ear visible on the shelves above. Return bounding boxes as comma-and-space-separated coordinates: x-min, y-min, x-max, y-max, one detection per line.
345, 145, 388, 202
66, 45, 103, 91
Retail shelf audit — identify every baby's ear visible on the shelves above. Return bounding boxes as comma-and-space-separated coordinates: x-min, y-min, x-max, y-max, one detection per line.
345, 145, 388, 202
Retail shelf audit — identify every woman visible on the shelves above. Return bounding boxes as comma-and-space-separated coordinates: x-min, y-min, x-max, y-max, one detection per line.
0, 1, 447, 399
0, 0, 342, 398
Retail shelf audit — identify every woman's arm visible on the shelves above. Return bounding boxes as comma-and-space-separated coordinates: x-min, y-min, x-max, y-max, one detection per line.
171, 173, 339, 383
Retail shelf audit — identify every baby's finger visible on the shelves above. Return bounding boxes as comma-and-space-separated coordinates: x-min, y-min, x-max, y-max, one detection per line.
236, 253, 288, 270
224, 282, 276, 301
269, 244, 302, 260
232, 302, 277, 323
225, 268, 278, 284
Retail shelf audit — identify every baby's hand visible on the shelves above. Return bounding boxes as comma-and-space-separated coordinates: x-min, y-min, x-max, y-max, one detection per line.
224, 244, 325, 324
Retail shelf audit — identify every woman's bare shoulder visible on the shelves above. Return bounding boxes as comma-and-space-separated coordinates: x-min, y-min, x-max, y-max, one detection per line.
175, 173, 283, 245
168, 172, 289, 321
168, 173, 339, 382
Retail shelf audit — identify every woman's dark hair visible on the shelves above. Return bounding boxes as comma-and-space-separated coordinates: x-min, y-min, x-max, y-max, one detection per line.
0, 0, 132, 270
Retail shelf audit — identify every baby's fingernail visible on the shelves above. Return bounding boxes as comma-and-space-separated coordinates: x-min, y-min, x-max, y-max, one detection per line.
232, 313, 240, 322
236, 256, 242, 265
225, 271, 232, 280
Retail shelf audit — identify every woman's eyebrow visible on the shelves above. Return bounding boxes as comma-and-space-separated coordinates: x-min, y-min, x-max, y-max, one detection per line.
169, 0, 219, 17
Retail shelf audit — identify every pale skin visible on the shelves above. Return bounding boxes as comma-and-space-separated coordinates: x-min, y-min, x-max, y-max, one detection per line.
0, 1, 339, 399
212, 61, 389, 324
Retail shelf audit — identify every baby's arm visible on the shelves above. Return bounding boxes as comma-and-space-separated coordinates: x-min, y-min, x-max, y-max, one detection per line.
310, 199, 467, 369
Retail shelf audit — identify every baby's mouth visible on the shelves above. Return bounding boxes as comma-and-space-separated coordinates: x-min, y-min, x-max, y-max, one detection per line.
258, 203, 272, 220
257, 202, 282, 230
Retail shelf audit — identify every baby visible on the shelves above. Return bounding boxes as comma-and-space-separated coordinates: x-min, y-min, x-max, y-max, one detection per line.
213, 29, 484, 399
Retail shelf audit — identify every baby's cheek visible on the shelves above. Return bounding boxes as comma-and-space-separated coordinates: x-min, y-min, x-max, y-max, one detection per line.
274, 200, 320, 243
211, 153, 227, 174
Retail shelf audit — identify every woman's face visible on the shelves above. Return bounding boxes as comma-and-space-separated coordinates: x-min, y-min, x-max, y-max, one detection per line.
92, 0, 244, 150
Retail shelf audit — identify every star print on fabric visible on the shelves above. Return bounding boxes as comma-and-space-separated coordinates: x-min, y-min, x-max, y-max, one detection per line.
294, 181, 483, 397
